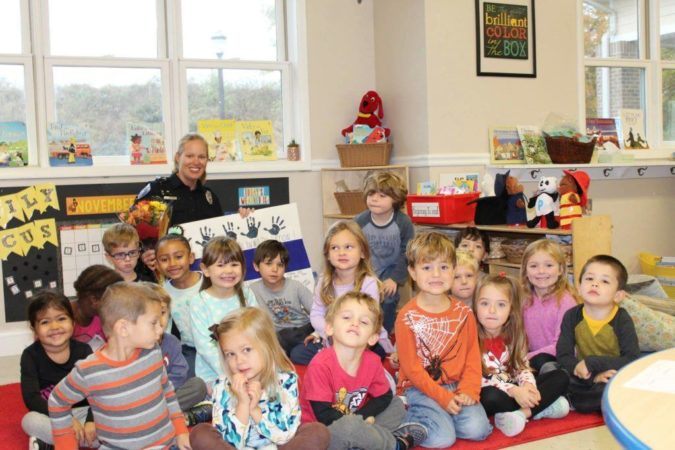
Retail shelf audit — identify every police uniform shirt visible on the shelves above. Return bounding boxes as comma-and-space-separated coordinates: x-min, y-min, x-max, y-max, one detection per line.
137, 173, 223, 226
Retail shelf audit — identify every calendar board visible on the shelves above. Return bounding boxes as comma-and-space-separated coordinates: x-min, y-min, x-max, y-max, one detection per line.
58, 222, 116, 297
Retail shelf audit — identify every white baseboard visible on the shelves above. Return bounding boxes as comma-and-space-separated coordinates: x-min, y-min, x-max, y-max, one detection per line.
0, 324, 33, 357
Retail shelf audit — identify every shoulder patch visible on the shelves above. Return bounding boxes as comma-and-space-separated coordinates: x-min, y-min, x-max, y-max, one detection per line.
137, 183, 152, 200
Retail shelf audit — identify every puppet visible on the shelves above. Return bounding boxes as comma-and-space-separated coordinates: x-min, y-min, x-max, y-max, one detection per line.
341, 90, 390, 137
527, 176, 559, 229
558, 170, 590, 230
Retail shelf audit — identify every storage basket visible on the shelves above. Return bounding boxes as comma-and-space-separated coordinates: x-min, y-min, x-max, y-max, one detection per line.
334, 191, 367, 215
336, 143, 392, 167
543, 133, 596, 164
502, 239, 531, 264
639, 252, 675, 299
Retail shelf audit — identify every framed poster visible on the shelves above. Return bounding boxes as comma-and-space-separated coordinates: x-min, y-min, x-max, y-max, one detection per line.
475, 0, 536, 77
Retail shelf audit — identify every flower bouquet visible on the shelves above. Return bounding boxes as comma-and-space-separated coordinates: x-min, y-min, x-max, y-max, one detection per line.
119, 198, 172, 241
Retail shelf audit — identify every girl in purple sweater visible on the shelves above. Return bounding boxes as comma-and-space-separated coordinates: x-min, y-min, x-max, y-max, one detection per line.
520, 239, 577, 373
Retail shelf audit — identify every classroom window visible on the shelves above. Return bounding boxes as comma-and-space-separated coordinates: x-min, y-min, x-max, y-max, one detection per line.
181, 0, 280, 61
0, 1, 22, 54
0, 0, 305, 175
0, 65, 26, 123
51, 67, 164, 157
47, 0, 158, 58
582, 0, 675, 148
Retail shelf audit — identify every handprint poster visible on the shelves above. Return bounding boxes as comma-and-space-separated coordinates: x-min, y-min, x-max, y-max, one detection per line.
177, 203, 313, 291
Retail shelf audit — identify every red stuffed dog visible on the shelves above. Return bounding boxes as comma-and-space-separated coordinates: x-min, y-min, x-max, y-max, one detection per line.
341, 90, 391, 137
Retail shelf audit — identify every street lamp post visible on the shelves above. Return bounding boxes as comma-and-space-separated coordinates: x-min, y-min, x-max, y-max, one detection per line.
211, 32, 226, 119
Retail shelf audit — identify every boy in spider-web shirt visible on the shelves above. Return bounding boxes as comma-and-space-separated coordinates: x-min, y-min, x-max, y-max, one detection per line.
396, 231, 491, 448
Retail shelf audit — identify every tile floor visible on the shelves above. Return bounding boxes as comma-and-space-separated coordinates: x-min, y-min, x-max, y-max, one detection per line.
0, 354, 621, 449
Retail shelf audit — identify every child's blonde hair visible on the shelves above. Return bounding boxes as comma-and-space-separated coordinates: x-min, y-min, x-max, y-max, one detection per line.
200, 236, 246, 307
406, 231, 457, 267
474, 274, 530, 376
212, 307, 293, 396
100, 282, 161, 336
362, 171, 408, 210
520, 239, 576, 306
455, 250, 479, 273
325, 291, 383, 335
142, 282, 171, 308
320, 221, 380, 307
102, 223, 140, 253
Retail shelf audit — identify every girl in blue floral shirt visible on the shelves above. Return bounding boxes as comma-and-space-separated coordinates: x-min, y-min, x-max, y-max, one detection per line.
189, 307, 329, 450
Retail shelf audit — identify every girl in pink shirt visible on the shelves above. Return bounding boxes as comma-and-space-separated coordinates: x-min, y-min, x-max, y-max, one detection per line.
520, 240, 577, 373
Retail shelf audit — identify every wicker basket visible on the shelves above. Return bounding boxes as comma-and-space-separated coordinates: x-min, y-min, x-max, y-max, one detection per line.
502, 239, 531, 264
543, 133, 596, 164
334, 191, 367, 215
336, 143, 392, 167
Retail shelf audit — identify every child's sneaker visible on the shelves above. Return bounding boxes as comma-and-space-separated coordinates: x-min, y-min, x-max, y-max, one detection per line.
393, 422, 428, 450
185, 401, 213, 427
495, 410, 527, 436
28, 436, 54, 450
533, 396, 570, 420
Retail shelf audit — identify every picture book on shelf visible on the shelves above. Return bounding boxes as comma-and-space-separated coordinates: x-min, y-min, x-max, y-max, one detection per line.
585, 117, 620, 150
127, 123, 166, 165
0, 121, 28, 167
236, 120, 277, 162
619, 109, 649, 150
198, 119, 240, 162
489, 126, 525, 164
439, 172, 479, 193
47, 123, 93, 167
517, 125, 551, 164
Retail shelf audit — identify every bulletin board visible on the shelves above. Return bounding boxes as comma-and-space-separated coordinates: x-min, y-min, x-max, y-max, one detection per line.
0, 176, 289, 322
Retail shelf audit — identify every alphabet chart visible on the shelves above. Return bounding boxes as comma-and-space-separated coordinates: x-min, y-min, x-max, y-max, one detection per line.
59, 222, 115, 297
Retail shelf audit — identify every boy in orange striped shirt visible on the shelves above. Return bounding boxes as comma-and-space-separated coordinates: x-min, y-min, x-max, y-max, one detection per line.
48, 282, 189, 450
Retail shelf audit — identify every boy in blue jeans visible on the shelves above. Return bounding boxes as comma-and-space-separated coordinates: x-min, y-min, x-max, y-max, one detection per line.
396, 232, 492, 448
355, 171, 414, 332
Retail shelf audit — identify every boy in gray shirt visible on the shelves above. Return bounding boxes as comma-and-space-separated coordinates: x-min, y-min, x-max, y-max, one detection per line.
355, 171, 414, 332
250, 240, 315, 356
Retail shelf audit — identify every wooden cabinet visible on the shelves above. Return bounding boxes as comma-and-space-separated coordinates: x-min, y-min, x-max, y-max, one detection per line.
320, 165, 409, 231
416, 215, 612, 284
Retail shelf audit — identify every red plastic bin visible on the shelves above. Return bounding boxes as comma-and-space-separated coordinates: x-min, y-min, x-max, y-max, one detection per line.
406, 192, 479, 224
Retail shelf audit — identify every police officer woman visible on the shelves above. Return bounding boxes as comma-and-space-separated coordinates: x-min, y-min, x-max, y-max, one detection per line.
137, 133, 249, 270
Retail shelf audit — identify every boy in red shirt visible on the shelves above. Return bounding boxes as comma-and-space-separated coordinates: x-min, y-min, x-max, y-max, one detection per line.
301, 291, 426, 450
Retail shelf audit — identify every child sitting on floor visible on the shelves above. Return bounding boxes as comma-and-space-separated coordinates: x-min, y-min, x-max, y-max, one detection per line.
21, 291, 96, 449
189, 307, 330, 450
250, 239, 315, 358
301, 291, 427, 450
556, 255, 640, 413
451, 251, 480, 308
396, 231, 492, 448
48, 282, 189, 449
475, 274, 569, 437
72, 265, 123, 350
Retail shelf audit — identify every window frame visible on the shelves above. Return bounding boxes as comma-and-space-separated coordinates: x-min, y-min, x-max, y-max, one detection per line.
0, 0, 310, 180
578, 0, 675, 153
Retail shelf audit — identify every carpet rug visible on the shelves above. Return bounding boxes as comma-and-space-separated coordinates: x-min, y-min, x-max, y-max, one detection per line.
0, 382, 604, 450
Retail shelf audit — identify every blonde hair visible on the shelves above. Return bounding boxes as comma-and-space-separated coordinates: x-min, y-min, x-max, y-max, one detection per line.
174, 133, 208, 183
406, 231, 457, 267
213, 307, 293, 396
520, 239, 576, 306
474, 274, 530, 376
102, 223, 139, 253
325, 291, 383, 335
100, 282, 161, 336
142, 282, 171, 308
320, 221, 380, 307
362, 171, 408, 210
455, 250, 479, 273
200, 236, 247, 307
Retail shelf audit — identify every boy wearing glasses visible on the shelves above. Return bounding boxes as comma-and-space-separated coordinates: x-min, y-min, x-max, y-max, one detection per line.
102, 223, 155, 282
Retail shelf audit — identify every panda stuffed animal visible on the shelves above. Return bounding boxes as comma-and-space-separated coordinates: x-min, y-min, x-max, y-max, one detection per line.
527, 176, 559, 229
